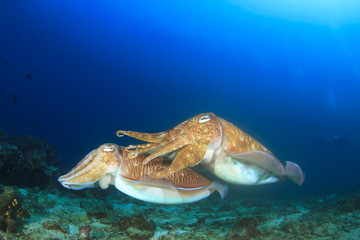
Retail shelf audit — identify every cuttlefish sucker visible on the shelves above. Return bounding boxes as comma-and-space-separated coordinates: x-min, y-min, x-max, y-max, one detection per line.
58, 143, 121, 190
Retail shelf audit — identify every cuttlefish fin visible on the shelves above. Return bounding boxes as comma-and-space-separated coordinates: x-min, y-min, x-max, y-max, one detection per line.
149, 143, 208, 178
225, 150, 286, 176
141, 175, 228, 201
210, 181, 229, 199
285, 161, 305, 186
137, 176, 183, 198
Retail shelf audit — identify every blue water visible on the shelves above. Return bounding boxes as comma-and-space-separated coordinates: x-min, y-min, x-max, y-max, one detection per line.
1, 0, 360, 198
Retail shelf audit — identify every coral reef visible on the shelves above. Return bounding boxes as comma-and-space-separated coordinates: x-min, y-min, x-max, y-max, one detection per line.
79, 225, 92, 240
0, 131, 60, 188
0, 185, 29, 234
227, 216, 259, 239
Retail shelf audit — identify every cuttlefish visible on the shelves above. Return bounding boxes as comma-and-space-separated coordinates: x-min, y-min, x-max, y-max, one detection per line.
116, 113, 305, 186
58, 143, 227, 204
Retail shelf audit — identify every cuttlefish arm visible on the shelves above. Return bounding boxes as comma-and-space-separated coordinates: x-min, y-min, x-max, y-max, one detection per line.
58, 143, 121, 190
117, 113, 222, 178
115, 117, 197, 157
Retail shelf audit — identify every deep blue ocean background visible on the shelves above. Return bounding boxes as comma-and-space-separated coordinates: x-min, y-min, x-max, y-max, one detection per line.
1, 0, 360, 199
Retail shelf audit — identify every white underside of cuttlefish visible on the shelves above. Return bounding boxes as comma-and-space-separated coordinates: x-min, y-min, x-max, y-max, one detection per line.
202, 149, 304, 185
58, 143, 227, 204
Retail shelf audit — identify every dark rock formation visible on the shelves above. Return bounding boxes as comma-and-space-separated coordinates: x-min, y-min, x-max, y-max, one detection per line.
0, 131, 60, 188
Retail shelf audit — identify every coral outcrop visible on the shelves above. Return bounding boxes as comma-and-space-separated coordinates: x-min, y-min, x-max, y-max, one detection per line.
0, 185, 29, 235
0, 130, 60, 188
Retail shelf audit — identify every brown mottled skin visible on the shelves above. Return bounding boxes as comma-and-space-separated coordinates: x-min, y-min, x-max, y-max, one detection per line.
59, 143, 121, 184
218, 118, 281, 163
120, 153, 212, 188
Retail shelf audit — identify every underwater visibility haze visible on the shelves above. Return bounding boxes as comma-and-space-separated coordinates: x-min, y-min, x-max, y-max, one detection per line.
1, 0, 360, 239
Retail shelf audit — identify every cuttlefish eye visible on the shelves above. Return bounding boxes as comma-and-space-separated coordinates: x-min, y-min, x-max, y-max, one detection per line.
199, 115, 211, 123
102, 145, 115, 152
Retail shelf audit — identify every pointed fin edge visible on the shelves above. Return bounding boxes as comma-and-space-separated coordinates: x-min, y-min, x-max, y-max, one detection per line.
210, 181, 228, 199
285, 161, 305, 186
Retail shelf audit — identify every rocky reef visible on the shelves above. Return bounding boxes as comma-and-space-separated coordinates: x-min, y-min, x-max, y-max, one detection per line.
0, 186, 30, 235
0, 130, 60, 189
0, 182, 359, 239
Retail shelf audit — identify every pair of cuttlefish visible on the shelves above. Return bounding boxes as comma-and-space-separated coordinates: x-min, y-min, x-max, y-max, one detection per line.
59, 113, 305, 204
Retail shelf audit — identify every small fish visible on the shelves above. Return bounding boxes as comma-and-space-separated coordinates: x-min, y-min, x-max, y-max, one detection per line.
26, 74, 32, 80
0, 91, 3, 95
42, 93, 46, 97
12, 94, 18, 104
3, 60, 7, 66
37, 118, 41, 122
30, 124, 39, 129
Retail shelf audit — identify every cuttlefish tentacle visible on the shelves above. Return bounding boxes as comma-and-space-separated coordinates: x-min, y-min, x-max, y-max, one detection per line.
125, 141, 167, 155
116, 130, 169, 143
149, 142, 209, 178
116, 118, 196, 143
117, 118, 197, 157
140, 130, 198, 165
121, 141, 170, 160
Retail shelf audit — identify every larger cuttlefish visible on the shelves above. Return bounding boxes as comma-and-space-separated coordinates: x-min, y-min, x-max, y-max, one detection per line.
58, 143, 227, 204
116, 113, 305, 185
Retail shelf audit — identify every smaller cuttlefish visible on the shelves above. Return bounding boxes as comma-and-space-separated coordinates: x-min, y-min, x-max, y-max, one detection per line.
58, 143, 227, 204
117, 113, 305, 186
